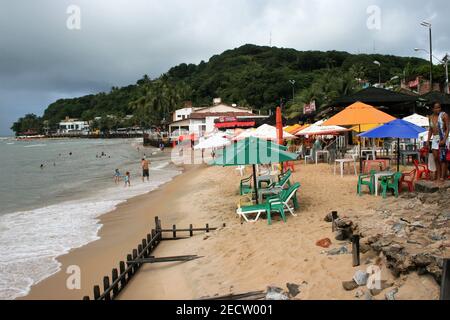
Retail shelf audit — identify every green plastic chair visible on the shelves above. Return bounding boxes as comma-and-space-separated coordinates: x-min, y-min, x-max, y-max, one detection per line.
267, 182, 301, 216
266, 169, 291, 190
240, 175, 253, 195
380, 172, 402, 199
357, 170, 376, 196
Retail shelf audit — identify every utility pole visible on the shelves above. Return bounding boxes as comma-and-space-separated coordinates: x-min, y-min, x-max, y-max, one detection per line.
421, 21, 433, 91
289, 80, 296, 103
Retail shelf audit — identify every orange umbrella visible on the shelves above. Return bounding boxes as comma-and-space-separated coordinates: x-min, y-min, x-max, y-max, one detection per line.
322, 102, 395, 126
322, 102, 396, 173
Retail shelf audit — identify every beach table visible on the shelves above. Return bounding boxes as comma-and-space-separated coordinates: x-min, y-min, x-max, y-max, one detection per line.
334, 159, 357, 178
400, 151, 420, 165
373, 171, 395, 196
315, 150, 330, 165
361, 149, 376, 160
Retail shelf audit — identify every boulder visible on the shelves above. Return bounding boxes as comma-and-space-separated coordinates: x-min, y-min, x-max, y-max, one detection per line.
342, 280, 359, 291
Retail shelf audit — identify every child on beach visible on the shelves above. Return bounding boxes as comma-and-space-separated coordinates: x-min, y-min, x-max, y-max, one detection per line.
124, 172, 131, 187
114, 169, 121, 184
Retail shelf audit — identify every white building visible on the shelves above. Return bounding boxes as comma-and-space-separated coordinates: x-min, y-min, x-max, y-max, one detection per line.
168, 99, 259, 139
58, 118, 90, 135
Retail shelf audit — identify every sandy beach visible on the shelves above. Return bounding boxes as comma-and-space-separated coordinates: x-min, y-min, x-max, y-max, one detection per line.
24, 160, 441, 300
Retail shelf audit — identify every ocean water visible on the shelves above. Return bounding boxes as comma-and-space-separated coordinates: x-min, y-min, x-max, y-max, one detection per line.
0, 138, 181, 299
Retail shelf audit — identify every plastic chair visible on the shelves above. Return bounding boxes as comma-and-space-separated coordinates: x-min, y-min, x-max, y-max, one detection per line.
304, 149, 313, 164
357, 170, 376, 196
283, 161, 295, 173
400, 169, 416, 193
413, 160, 430, 180
380, 172, 402, 199
240, 175, 253, 196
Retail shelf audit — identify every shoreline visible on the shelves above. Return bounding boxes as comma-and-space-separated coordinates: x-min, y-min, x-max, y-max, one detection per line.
22, 162, 197, 300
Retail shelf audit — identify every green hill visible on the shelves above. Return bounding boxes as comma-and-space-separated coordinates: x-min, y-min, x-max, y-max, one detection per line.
12, 44, 435, 134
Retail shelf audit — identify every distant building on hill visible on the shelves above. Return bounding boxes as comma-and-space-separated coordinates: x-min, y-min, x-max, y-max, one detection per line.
58, 117, 90, 135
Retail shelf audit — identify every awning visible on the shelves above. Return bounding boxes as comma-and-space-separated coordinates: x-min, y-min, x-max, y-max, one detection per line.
215, 121, 255, 129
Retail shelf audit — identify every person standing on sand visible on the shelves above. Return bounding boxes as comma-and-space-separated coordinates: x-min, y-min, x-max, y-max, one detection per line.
426, 102, 449, 181
114, 169, 121, 184
141, 157, 150, 182
124, 171, 131, 187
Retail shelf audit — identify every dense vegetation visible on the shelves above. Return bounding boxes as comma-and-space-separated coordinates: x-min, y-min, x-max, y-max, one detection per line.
12, 44, 438, 135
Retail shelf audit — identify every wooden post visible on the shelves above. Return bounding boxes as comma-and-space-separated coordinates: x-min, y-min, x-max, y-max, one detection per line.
137, 245, 143, 265
441, 258, 450, 300
119, 261, 126, 286
331, 211, 338, 232
154, 216, 159, 231
352, 235, 360, 267
189, 224, 193, 237
103, 276, 111, 301
151, 229, 157, 246
142, 239, 148, 257
147, 233, 152, 247
93, 285, 101, 300
132, 249, 138, 269
206, 223, 210, 233
127, 254, 133, 276
173, 224, 177, 238
111, 268, 119, 297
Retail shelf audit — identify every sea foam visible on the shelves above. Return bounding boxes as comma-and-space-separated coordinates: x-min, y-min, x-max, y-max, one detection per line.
0, 164, 180, 300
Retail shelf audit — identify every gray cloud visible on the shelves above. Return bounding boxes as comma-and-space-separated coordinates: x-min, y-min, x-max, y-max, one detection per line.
1, 0, 449, 135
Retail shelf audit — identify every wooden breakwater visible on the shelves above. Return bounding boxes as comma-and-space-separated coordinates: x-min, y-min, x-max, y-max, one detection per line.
83, 217, 225, 300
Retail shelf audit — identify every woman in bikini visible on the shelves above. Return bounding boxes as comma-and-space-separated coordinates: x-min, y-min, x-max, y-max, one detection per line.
426, 102, 449, 181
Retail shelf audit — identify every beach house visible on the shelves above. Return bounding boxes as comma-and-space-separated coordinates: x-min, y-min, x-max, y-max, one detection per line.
58, 117, 90, 135
168, 98, 265, 139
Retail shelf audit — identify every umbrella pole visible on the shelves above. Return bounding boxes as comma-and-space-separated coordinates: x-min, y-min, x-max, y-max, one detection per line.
397, 138, 400, 172
359, 125, 363, 173
253, 164, 259, 204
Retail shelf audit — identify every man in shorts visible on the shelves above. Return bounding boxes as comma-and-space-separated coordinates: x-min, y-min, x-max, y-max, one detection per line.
141, 157, 150, 182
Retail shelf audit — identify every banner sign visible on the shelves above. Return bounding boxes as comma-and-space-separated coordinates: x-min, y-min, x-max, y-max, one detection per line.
304, 100, 316, 115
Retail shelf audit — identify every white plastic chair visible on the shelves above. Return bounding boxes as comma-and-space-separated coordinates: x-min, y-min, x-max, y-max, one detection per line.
304, 149, 313, 164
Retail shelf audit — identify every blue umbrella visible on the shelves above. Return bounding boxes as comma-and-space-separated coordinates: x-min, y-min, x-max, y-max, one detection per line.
359, 119, 427, 171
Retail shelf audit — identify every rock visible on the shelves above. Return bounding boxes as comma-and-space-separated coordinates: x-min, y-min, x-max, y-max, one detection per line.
392, 222, 407, 234
342, 280, 359, 291
316, 238, 332, 248
411, 221, 425, 228
286, 283, 300, 298
327, 246, 349, 256
265, 286, 289, 300
355, 289, 365, 298
364, 291, 373, 300
360, 244, 371, 254
203, 234, 210, 240
385, 288, 398, 301
335, 218, 353, 229
324, 212, 337, 222
353, 270, 369, 286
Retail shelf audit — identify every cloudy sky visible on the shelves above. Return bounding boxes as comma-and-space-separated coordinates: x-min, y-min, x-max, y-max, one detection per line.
1, 0, 449, 135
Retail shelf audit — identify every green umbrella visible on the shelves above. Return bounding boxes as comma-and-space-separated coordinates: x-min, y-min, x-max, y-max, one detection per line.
212, 137, 298, 203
